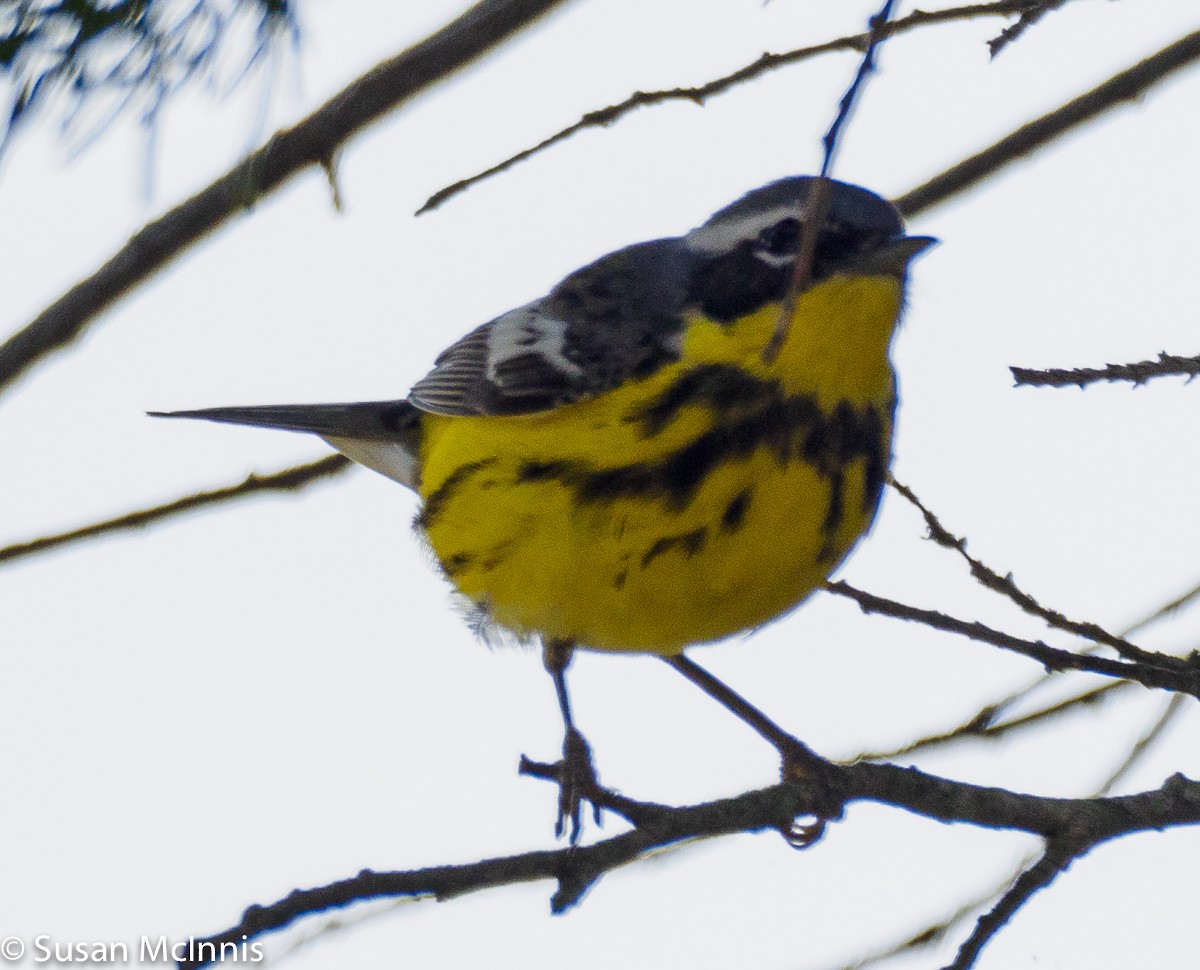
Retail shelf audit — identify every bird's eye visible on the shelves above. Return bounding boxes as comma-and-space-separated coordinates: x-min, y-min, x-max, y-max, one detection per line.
757, 218, 801, 256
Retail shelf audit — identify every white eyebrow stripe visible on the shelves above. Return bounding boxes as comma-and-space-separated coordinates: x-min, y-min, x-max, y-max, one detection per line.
684, 204, 805, 255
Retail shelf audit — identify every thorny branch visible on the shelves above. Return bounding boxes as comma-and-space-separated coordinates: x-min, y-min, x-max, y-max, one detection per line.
823, 509, 1197, 968
937, 689, 1190, 969
1011, 351, 1200, 388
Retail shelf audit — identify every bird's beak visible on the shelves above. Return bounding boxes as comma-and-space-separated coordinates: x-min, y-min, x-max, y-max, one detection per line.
852, 234, 938, 276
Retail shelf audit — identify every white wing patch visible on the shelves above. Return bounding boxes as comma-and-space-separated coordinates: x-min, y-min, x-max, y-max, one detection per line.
409, 302, 589, 416
485, 304, 583, 383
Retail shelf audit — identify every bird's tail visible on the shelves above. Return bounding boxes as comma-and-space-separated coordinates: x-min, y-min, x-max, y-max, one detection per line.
151, 400, 424, 489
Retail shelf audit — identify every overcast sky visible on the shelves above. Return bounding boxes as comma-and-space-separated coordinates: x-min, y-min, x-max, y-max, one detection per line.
4, 2, 1200, 968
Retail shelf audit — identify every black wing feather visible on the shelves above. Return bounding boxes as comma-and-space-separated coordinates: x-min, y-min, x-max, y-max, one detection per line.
407, 238, 695, 418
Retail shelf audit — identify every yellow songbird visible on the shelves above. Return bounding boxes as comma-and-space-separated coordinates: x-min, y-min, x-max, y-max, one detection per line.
154, 176, 933, 837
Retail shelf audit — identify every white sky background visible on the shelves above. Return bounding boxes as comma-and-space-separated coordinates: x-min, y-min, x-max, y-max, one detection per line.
3, 1, 1200, 967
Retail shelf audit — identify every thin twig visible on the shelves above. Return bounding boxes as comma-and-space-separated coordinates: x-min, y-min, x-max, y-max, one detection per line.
894, 29, 1200, 217
937, 690, 1193, 970
839, 853, 1040, 969
890, 478, 1164, 665
844, 668, 1191, 969
1127, 576, 1200, 636
1095, 694, 1189, 797
860, 681, 1125, 762
764, 175, 832, 365
825, 580, 1200, 696
855, 553, 1200, 763
844, 475, 1198, 817
857, 480, 1197, 765
418, 1, 1049, 214
945, 840, 1084, 970
987, 0, 1073, 57
8, 15, 1197, 403
1011, 351, 1200, 388
764, 0, 897, 365
820, 0, 898, 175
0, 0, 573, 396
0, 455, 351, 567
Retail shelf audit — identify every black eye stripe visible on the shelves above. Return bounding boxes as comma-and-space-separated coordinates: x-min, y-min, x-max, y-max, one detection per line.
752, 219, 875, 262
750, 219, 873, 272
756, 217, 802, 254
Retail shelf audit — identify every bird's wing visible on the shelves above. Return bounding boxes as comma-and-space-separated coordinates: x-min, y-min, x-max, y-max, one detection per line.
152, 240, 696, 487
409, 238, 695, 417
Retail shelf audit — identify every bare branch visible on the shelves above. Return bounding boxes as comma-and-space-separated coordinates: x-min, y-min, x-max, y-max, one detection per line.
821, 0, 898, 176
933, 698, 1193, 970
180, 766, 1200, 970
7, 11, 1196, 406
987, 0, 1072, 57
766, 0, 898, 364
859, 681, 1127, 761
839, 854, 1039, 969
855, 552, 1200, 762
1128, 575, 1200, 636
890, 479, 1163, 665
895, 29, 1200, 217
946, 840, 1083, 970
418, 0, 1048, 214
1011, 351, 1200, 388
179, 782, 814, 969
1096, 694, 1188, 797
0, 0, 573, 397
824, 580, 1200, 696
845, 665, 1192, 970
0, 454, 350, 567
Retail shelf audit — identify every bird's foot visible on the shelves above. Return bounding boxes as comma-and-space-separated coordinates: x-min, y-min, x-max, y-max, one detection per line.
555, 727, 602, 842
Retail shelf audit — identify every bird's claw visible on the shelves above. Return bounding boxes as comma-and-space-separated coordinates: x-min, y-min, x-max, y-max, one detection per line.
555, 727, 601, 841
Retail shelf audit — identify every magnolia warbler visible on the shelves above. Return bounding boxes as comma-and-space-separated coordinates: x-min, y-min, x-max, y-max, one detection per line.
155, 176, 933, 837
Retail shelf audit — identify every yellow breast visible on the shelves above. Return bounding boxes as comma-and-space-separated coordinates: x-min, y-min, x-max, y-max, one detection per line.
416, 273, 904, 655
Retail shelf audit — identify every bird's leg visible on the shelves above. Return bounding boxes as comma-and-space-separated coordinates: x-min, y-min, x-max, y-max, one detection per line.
544, 638, 600, 841
662, 653, 838, 846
